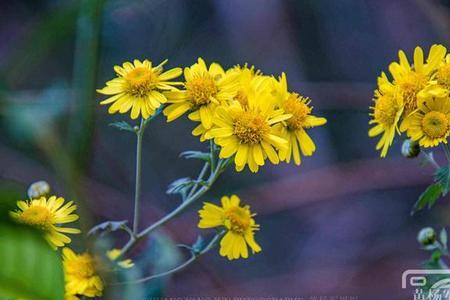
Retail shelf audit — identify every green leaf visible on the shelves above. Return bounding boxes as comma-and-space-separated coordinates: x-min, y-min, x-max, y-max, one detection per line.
179, 151, 211, 162
191, 235, 205, 254
434, 165, 450, 195
411, 183, 442, 215
109, 121, 135, 132
441, 228, 448, 249
431, 250, 443, 262
166, 177, 195, 196
88, 220, 129, 236
0, 224, 64, 300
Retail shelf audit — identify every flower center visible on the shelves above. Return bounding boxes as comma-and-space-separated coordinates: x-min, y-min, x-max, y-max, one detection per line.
374, 94, 400, 126
437, 64, 450, 89
225, 206, 250, 234
233, 111, 269, 144
67, 254, 96, 278
422, 111, 449, 139
186, 75, 218, 106
396, 71, 427, 113
125, 67, 157, 97
18, 206, 53, 231
283, 94, 311, 130
234, 91, 248, 107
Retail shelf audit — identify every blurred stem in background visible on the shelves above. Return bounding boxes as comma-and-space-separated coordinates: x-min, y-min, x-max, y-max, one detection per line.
68, 0, 104, 170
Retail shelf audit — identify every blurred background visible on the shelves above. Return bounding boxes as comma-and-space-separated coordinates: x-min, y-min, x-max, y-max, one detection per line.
2, 0, 450, 299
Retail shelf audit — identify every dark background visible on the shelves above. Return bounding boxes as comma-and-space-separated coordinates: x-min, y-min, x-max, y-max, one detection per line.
1, 0, 450, 299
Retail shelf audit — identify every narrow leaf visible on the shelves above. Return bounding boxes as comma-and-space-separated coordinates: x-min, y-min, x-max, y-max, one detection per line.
411, 183, 442, 215
434, 165, 450, 195
166, 177, 195, 195
179, 151, 211, 162
441, 228, 448, 249
109, 121, 135, 132
88, 220, 129, 236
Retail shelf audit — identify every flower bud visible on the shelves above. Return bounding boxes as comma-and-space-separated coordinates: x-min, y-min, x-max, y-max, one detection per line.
417, 227, 436, 246
27, 181, 50, 199
401, 139, 420, 158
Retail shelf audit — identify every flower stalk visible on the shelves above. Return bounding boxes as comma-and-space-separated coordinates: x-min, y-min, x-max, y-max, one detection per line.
132, 118, 145, 234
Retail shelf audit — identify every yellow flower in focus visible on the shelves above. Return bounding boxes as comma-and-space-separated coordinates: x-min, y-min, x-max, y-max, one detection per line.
436, 54, 450, 89
402, 95, 450, 148
206, 89, 291, 172
10, 196, 80, 249
107, 248, 134, 269
63, 248, 103, 299
388, 44, 446, 115
163, 58, 239, 128
369, 73, 404, 157
198, 195, 261, 260
272, 73, 327, 165
97, 59, 182, 119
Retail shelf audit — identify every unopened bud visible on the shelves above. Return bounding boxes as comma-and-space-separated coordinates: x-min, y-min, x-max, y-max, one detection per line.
27, 181, 50, 199
402, 139, 420, 158
417, 227, 436, 246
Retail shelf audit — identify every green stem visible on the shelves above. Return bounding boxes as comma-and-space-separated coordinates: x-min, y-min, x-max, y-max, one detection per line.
132, 118, 145, 234
187, 161, 209, 199
422, 151, 440, 170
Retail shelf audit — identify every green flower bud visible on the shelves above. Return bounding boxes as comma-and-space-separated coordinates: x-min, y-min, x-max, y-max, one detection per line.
402, 139, 420, 158
27, 181, 50, 199
417, 227, 436, 246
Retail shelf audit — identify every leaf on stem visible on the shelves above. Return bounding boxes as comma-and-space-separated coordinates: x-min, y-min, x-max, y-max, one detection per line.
434, 165, 450, 195
109, 121, 135, 132
166, 177, 196, 196
441, 228, 448, 249
191, 235, 205, 254
411, 183, 442, 215
179, 151, 211, 162
88, 220, 129, 236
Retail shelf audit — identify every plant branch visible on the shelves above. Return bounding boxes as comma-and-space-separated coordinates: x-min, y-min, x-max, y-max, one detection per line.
132, 118, 145, 234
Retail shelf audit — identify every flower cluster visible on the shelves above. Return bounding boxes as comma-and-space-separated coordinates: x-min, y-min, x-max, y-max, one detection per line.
369, 44, 450, 156
99, 58, 327, 172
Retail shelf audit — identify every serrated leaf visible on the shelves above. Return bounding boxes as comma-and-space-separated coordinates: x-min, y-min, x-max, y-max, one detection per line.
88, 220, 128, 236
0, 224, 64, 300
411, 183, 442, 215
434, 165, 450, 195
441, 228, 448, 248
109, 121, 135, 132
179, 151, 211, 162
166, 177, 196, 197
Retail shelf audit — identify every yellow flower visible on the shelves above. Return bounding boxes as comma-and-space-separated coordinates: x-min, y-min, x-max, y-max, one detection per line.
369, 73, 404, 157
97, 59, 182, 119
198, 195, 261, 260
206, 88, 291, 172
63, 248, 103, 299
272, 73, 327, 165
106, 248, 134, 269
436, 54, 450, 89
163, 58, 240, 128
388, 44, 446, 115
10, 196, 80, 249
402, 95, 450, 148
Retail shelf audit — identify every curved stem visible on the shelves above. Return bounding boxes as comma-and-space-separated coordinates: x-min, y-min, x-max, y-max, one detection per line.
187, 162, 209, 199
114, 231, 224, 285
133, 118, 145, 234
422, 151, 440, 170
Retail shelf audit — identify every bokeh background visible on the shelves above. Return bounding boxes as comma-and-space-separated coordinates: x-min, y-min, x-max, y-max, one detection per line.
2, 0, 450, 299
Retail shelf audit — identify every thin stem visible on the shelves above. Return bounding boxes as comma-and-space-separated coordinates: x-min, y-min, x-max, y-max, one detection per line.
422, 151, 440, 170
187, 162, 209, 199
113, 231, 223, 285
444, 144, 450, 163
132, 118, 145, 234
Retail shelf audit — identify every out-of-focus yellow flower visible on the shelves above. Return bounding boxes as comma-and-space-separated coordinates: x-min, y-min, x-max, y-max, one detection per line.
369, 73, 404, 157
436, 54, 450, 89
163, 58, 239, 128
198, 195, 261, 260
10, 196, 80, 249
97, 59, 182, 119
63, 248, 103, 299
206, 88, 290, 172
272, 73, 326, 165
106, 248, 134, 269
402, 94, 450, 148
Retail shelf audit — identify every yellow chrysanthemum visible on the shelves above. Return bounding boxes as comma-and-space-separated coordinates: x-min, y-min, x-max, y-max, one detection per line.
388, 44, 446, 116
63, 248, 103, 299
272, 73, 327, 165
402, 94, 450, 148
436, 54, 450, 89
206, 88, 291, 172
10, 196, 80, 249
198, 195, 261, 260
97, 59, 182, 119
106, 248, 134, 269
163, 58, 240, 128
368, 72, 404, 157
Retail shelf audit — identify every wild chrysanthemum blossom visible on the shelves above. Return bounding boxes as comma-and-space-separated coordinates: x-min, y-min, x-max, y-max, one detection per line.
10, 196, 80, 249
63, 248, 103, 299
198, 195, 261, 260
388, 44, 446, 116
369, 73, 404, 157
402, 94, 450, 147
97, 59, 182, 119
163, 58, 239, 128
272, 73, 326, 165
436, 54, 450, 89
206, 88, 290, 172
